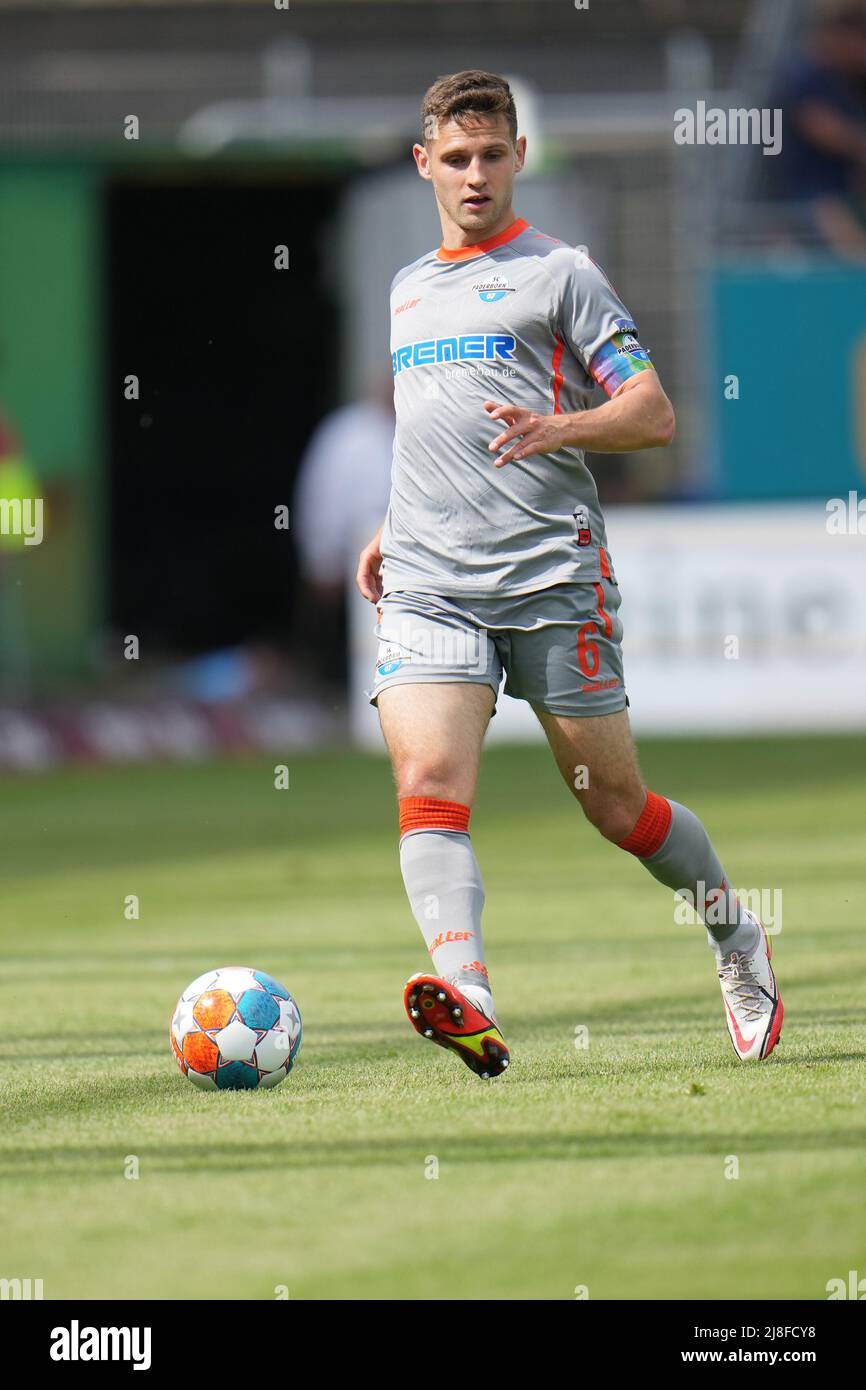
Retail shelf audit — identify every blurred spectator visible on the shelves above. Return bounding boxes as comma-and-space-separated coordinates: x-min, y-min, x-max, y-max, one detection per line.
293, 378, 393, 683
165, 644, 281, 703
769, 3, 866, 256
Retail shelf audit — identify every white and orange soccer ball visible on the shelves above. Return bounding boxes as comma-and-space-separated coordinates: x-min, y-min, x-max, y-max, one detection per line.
170, 966, 302, 1090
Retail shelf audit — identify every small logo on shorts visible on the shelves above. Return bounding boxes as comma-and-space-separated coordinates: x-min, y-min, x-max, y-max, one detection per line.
377, 645, 403, 676
580, 678, 620, 693
573, 505, 592, 547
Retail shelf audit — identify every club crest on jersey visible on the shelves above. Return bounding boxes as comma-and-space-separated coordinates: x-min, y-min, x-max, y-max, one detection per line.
391, 333, 517, 377
472, 273, 515, 303
573, 505, 592, 547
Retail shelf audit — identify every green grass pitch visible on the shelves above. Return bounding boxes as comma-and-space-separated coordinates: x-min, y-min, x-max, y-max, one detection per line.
0, 734, 864, 1300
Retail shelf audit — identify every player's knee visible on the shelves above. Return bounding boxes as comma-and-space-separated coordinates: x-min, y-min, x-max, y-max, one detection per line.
582, 789, 644, 844
396, 759, 470, 805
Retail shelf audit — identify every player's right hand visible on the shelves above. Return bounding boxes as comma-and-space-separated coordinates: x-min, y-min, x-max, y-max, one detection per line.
356, 528, 384, 602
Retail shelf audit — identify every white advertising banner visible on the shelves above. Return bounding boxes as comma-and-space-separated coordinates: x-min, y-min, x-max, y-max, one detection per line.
349, 502, 866, 745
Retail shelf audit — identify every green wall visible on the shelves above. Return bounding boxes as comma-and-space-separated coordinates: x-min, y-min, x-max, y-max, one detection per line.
0, 161, 103, 681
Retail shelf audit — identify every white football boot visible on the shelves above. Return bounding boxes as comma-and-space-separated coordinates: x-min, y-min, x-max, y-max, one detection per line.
717, 915, 784, 1061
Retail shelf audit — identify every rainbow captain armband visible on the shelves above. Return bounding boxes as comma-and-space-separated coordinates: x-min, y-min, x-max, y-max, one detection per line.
589, 328, 654, 397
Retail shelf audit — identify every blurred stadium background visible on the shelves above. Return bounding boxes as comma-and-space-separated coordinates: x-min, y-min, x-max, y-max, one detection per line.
1, 0, 864, 767
3, 0, 866, 1308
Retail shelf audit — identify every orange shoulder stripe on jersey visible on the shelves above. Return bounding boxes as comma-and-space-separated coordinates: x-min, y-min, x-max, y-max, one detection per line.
551, 335, 565, 415
436, 217, 529, 262
599, 546, 611, 579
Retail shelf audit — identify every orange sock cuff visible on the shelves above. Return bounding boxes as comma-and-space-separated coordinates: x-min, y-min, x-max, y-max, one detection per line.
617, 790, 672, 857
399, 797, 470, 838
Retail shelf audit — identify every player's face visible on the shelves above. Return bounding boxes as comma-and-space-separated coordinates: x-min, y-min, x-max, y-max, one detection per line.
414, 115, 526, 238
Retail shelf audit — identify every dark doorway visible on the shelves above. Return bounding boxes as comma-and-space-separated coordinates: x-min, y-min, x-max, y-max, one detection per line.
106, 174, 341, 656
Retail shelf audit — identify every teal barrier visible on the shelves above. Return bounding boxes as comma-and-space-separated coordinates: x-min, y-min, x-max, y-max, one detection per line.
707, 263, 866, 499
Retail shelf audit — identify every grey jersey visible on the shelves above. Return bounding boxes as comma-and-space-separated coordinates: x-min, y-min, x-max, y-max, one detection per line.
381, 217, 652, 597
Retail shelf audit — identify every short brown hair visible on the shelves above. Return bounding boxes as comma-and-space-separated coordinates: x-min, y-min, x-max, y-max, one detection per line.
421, 70, 517, 146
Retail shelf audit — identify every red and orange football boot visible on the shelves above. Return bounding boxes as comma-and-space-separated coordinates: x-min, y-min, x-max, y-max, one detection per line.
403, 973, 510, 1079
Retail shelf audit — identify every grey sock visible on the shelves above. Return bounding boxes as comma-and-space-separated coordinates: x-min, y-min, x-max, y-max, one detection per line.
399, 829, 493, 999
637, 800, 759, 956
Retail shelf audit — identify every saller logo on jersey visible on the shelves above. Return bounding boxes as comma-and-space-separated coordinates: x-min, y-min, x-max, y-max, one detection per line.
392, 333, 517, 377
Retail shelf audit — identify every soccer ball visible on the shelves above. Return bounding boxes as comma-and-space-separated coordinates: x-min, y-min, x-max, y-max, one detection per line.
170, 966, 302, 1090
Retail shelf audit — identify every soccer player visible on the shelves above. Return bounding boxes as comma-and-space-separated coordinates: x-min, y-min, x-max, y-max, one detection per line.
355, 70, 783, 1077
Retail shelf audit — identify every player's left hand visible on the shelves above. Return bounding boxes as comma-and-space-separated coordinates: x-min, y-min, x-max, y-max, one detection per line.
483, 401, 570, 467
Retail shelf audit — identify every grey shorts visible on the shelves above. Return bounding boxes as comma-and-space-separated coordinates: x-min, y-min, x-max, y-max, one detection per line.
369, 581, 628, 718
